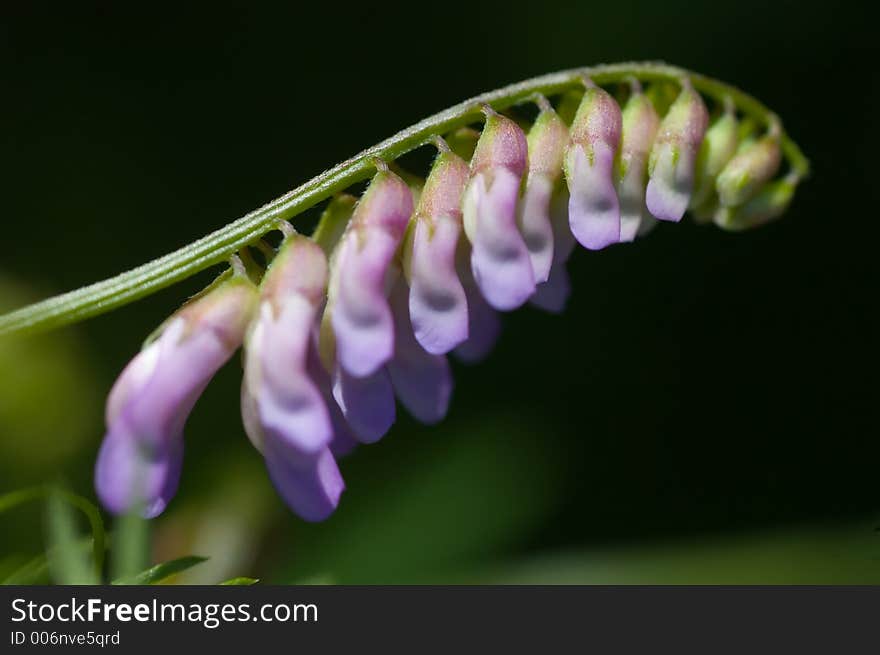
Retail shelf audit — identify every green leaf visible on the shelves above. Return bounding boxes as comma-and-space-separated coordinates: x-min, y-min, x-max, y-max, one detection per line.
2, 537, 96, 586
45, 490, 98, 584
2, 553, 51, 585
219, 577, 259, 585
0, 486, 105, 581
0, 63, 809, 338
113, 555, 208, 585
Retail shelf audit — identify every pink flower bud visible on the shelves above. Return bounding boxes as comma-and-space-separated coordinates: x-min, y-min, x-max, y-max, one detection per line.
645, 80, 709, 221
403, 147, 470, 354
518, 103, 569, 281
462, 110, 535, 311
564, 85, 623, 250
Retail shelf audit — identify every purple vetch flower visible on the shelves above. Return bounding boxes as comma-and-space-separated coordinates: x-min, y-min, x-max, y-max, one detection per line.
240, 233, 344, 521
616, 83, 660, 242
403, 143, 470, 355
306, 343, 360, 457
387, 274, 452, 424
86, 70, 803, 526
462, 106, 534, 311
325, 166, 414, 378
331, 365, 396, 443
317, 165, 413, 443
531, 190, 576, 313
645, 79, 709, 222
96, 276, 258, 517
564, 82, 623, 250
517, 99, 569, 282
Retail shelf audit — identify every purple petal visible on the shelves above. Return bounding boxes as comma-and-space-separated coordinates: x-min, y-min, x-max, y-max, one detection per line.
617, 163, 648, 242
242, 301, 332, 465
462, 169, 535, 310
94, 427, 183, 518
645, 143, 699, 222
305, 343, 359, 457
263, 444, 344, 522
97, 279, 256, 517
517, 173, 555, 283
566, 143, 620, 250
407, 212, 468, 355
108, 328, 220, 448
332, 365, 396, 443
454, 242, 501, 362
531, 190, 574, 313
617, 91, 659, 241
645, 84, 708, 222
388, 279, 452, 424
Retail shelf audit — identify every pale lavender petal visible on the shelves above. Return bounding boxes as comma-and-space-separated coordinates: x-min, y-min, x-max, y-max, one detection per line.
407, 212, 468, 355
617, 89, 659, 242
645, 143, 699, 222
263, 444, 344, 522
454, 242, 501, 363
532, 190, 574, 313
110, 305, 245, 444
645, 83, 709, 222
305, 343, 359, 457
388, 279, 452, 424
331, 230, 399, 377
618, 164, 648, 242
332, 366, 396, 443
329, 171, 413, 378
105, 336, 162, 426
242, 301, 332, 466
566, 143, 620, 250
517, 174, 555, 283
463, 169, 535, 310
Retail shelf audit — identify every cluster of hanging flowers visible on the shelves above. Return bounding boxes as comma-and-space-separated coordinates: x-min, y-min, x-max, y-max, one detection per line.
95, 76, 800, 521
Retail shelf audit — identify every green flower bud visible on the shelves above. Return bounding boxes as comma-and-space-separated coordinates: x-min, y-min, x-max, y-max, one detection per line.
714, 174, 798, 231
690, 103, 739, 210
715, 124, 782, 207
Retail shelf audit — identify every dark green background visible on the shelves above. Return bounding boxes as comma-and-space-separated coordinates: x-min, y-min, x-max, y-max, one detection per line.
1, 2, 877, 583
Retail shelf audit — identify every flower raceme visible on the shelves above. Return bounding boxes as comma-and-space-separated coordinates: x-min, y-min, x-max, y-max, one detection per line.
93, 72, 805, 521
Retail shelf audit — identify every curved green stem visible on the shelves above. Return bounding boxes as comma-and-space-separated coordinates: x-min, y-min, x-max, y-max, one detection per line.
0, 61, 808, 338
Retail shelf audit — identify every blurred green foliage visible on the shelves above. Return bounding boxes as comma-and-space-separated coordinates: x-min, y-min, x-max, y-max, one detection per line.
0, 277, 100, 472
0, 1, 877, 584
